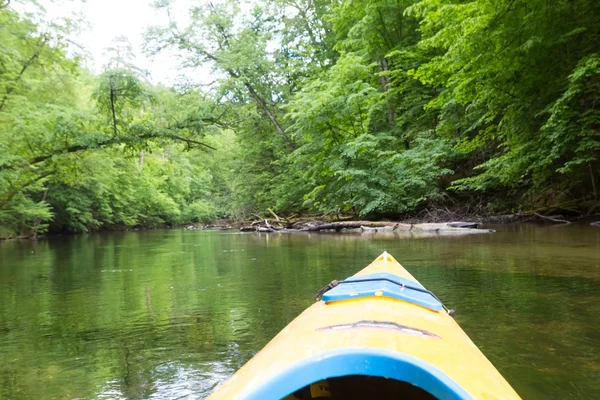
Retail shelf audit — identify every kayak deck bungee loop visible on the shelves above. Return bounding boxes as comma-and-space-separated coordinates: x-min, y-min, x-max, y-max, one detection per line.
314, 279, 340, 301
316, 272, 456, 316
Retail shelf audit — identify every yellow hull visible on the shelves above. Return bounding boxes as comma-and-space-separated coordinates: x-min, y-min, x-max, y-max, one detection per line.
209, 252, 520, 399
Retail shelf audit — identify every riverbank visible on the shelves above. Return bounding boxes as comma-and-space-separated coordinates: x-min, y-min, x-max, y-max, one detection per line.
3, 210, 600, 241
192, 210, 600, 233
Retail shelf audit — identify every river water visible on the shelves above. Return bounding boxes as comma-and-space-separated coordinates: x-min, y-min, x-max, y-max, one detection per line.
0, 224, 599, 399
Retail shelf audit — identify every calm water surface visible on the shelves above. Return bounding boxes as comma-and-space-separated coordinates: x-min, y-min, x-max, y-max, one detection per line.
1, 224, 599, 399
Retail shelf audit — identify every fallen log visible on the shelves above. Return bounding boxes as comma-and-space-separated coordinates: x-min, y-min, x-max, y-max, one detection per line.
299, 221, 399, 232
298, 220, 493, 232
361, 225, 399, 232
241, 220, 493, 234
447, 221, 479, 228
410, 223, 494, 233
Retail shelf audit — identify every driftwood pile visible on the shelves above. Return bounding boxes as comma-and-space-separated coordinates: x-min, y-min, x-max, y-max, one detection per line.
240, 217, 491, 234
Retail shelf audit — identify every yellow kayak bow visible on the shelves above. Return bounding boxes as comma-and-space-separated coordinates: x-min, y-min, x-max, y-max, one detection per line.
209, 252, 521, 400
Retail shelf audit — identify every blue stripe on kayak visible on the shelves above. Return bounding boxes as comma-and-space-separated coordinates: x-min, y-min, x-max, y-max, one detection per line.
322, 272, 443, 312
238, 347, 473, 400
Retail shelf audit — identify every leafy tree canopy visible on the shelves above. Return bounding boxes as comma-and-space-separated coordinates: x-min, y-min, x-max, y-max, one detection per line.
2, 0, 600, 237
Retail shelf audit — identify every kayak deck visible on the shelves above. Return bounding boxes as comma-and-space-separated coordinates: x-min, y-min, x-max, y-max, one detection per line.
321, 272, 445, 312
209, 252, 520, 400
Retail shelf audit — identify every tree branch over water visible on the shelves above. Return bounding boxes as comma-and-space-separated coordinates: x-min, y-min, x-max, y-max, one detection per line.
1, 132, 215, 172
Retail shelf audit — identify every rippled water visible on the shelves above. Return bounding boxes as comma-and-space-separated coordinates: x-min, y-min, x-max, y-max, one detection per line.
1, 224, 599, 399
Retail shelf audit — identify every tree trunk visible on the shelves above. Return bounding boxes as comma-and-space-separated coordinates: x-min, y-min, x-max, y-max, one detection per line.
242, 82, 295, 150
378, 58, 396, 127
590, 163, 597, 201
109, 78, 118, 136
139, 150, 144, 172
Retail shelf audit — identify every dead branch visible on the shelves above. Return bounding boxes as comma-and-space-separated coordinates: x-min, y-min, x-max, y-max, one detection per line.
534, 213, 571, 225
264, 219, 280, 230
267, 208, 284, 223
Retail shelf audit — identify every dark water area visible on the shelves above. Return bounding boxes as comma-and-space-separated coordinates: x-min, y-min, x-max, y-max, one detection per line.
1, 224, 599, 399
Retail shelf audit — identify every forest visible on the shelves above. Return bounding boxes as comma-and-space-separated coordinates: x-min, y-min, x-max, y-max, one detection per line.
1, 0, 599, 238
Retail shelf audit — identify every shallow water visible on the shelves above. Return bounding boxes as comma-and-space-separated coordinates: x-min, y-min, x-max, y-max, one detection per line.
1, 224, 599, 399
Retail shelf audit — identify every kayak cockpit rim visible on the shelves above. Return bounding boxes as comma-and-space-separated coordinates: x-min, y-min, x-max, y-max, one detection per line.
236, 348, 473, 400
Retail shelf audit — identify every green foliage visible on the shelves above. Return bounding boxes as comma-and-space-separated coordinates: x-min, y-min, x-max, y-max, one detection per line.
412, 0, 600, 204
3, 0, 600, 237
0, 195, 52, 237
184, 200, 218, 223
94, 68, 150, 135
542, 53, 600, 176
0, 6, 233, 238
281, 0, 453, 216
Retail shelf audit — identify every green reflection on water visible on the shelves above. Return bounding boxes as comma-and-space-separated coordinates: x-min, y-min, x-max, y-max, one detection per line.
1, 224, 599, 399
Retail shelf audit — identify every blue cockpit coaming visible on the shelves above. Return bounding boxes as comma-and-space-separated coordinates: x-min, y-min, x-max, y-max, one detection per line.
322, 272, 443, 312
238, 348, 473, 400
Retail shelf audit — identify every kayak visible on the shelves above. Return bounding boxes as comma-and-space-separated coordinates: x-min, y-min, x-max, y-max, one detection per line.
208, 252, 521, 400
